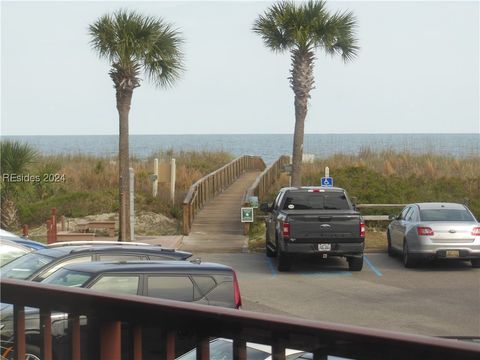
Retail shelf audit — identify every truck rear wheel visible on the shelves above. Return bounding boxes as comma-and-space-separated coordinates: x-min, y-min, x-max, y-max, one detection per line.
277, 251, 291, 272
265, 232, 276, 257
348, 255, 363, 271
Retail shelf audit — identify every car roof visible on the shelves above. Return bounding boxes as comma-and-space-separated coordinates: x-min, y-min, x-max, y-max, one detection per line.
32, 245, 191, 259
413, 202, 468, 210
280, 186, 345, 192
47, 241, 150, 248
56, 260, 233, 275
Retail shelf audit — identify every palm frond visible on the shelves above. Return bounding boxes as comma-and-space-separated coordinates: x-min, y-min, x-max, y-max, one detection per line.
89, 9, 184, 88
321, 10, 359, 62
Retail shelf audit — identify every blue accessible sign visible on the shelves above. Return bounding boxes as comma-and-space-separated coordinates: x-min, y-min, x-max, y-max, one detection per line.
321, 177, 333, 187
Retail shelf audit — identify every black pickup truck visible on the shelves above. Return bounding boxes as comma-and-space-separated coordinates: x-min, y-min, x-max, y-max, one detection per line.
260, 186, 365, 271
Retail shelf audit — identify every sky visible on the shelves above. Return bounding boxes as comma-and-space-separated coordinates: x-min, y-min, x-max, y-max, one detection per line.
1, 0, 479, 135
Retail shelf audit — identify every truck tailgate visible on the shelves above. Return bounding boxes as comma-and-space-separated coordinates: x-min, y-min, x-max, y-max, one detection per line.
286, 210, 362, 243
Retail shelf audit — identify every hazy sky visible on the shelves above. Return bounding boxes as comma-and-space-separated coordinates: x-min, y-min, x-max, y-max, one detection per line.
1, 0, 479, 135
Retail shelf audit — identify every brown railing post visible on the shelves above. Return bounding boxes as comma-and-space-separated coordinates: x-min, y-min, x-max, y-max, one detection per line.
233, 339, 247, 360
40, 309, 53, 360
70, 315, 81, 360
14, 305, 26, 360
165, 330, 176, 360
100, 321, 121, 360
22, 224, 29, 238
272, 343, 286, 360
133, 325, 142, 360
196, 336, 210, 360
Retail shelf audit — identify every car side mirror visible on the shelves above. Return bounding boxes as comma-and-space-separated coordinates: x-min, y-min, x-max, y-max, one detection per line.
260, 202, 271, 213
388, 214, 398, 220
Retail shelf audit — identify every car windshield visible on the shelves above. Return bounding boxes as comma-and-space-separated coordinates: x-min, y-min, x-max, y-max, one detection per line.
283, 192, 350, 210
177, 339, 269, 360
419, 209, 475, 222
42, 268, 92, 287
0, 244, 29, 266
0, 252, 54, 280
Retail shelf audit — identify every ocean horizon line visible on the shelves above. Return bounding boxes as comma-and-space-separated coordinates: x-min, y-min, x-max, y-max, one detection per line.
3, 132, 478, 137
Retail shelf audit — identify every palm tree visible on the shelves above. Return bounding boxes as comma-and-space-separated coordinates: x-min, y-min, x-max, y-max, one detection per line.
0, 141, 38, 230
253, 0, 358, 186
89, 10, 184, 240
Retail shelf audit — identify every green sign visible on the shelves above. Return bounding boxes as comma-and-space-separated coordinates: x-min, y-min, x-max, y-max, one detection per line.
241, 207, 254, 222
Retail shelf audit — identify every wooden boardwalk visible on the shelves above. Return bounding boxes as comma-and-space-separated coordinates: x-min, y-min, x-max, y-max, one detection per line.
180, 171, 260, 253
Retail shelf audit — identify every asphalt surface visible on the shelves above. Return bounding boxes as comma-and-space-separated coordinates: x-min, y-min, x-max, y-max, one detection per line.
190, 251, 480, 337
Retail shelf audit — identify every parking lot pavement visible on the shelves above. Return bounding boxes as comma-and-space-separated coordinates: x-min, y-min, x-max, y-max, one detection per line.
193, 251, 480, 337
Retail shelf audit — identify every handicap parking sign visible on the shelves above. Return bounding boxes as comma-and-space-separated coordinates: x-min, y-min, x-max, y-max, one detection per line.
321, 177, 333, 187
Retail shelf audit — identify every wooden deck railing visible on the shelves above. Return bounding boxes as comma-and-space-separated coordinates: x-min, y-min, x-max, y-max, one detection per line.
243, 155, 290, 204
2, 278, 479, 360
182, 155, 265, 235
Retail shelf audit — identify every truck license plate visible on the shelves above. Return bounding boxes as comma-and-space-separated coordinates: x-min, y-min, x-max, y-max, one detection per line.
318, 244, 331, 251
446, 250, 459, 258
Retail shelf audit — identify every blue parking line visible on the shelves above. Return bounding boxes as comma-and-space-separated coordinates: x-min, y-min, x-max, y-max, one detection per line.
266, 257, 278, 278
301, 271, 352, 277
364, 255, 383, 277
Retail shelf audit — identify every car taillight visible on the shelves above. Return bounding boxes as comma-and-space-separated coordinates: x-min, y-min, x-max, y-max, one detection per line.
472, 227, 480, 236
360, 221, 365, 238
417, 227, 434, 236
233, 271, 242, 309
282, 222, 290, 238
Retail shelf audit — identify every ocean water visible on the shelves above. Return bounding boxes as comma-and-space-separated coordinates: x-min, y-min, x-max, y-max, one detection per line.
2, 134, 479, 164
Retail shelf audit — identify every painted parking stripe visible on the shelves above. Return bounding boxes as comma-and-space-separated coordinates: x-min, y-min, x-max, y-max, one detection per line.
301, 271, 352, 277
266, 257, 278, 278
364, 255, 383, 277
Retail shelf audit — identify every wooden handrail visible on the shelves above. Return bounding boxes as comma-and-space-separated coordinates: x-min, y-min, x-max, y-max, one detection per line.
182, 155, 266, 235
243, 155, 290, 204
2, 278, 479, 360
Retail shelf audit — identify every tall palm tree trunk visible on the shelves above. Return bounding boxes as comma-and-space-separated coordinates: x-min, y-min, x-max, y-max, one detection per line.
116, 89, 132, 241
290, 49, 315, 187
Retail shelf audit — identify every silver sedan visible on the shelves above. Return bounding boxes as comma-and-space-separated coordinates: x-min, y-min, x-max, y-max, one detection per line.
387, 202, 480, 268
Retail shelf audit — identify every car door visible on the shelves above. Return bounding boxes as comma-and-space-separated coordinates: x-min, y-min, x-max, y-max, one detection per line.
391, 206, 412, 250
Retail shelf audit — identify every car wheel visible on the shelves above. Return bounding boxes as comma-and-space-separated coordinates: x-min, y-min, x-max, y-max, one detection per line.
277, 251, 291, 272
25, 345, 41, 360
348, 255, 363, 271
471, 259, 480, 268
387, 231, 394, 257
402, 240, 415, 268
265, 232, 275, 258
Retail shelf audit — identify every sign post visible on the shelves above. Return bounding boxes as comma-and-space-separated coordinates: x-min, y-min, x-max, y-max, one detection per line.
321, 166, 333, 187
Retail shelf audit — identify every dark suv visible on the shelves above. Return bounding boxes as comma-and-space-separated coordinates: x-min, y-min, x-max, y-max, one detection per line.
0, 260, 242, 360
0, 244, 192, 281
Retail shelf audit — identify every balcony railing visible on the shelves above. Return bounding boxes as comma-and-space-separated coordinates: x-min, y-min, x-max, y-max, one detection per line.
1, 278, 479, 360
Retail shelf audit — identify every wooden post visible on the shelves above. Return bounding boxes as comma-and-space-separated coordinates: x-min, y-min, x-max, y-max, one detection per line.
51, 208, 57, 243
170, 158, 176, 205
40, 309, 53, 360
22, 224, 29, 238
133, 325, 142, 360
153, 158, 159, 197
100, 321, 121, 360
46, 220, 52, 244
14, 305, 26, 360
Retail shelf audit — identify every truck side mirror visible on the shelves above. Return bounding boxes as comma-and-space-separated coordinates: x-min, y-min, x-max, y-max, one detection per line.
260, 202, 271, 213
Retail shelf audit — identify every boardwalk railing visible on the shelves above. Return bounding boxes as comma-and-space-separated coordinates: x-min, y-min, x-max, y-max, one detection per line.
2, 278, 479, 360
356, 204, 406, 221
182, 155, 265, 235
243, 155, 291, 204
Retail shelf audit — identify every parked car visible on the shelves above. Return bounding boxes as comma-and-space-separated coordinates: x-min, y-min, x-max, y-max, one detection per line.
0, 238, 31, 266
0, 244, 192, 281
176, 338, 351, 360
387, 202, 480, 268
260, 187, 365, 271
1, 260, 242, 360
0, 228, 45, 250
